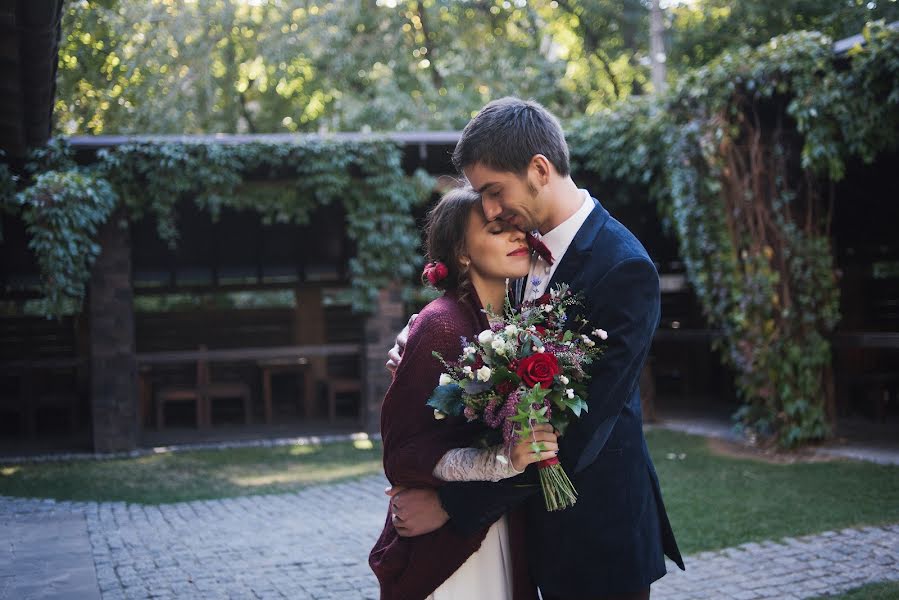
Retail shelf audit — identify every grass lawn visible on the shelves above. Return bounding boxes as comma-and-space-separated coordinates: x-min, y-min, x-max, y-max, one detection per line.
0, 438, 384, 505
2, 430, 898, 556
810, 580, 899, 599
646, 429, 899, 554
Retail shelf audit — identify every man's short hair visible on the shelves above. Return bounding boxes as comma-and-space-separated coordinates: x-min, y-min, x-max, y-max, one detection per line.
452, 97, 570, 177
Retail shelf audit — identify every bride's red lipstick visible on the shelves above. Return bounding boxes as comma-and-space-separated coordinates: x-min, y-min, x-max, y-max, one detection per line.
507, 247, 530, 257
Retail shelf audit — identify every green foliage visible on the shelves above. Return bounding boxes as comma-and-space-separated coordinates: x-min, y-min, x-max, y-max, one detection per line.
8, 138, 433, 316
569, 22, 899, 447
14, 169, 118, 315
668, 0, 899, 71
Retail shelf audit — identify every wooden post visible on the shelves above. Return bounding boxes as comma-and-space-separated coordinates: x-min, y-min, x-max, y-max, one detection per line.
362, 285, 406, 433
293, 287, 327, 418
89, 209, 140, 452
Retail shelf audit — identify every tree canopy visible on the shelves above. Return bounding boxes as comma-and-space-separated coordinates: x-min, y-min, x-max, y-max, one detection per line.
56, 0, 898, 136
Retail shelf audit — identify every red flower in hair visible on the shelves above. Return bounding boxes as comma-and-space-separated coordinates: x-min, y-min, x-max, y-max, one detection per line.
422, 261, 449, 285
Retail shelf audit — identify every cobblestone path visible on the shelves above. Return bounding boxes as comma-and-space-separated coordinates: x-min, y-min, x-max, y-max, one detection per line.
2, 475, 898, 599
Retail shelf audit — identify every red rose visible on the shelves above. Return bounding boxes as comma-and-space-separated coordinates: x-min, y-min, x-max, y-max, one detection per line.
534, 325, 547, 336
516, 353, 561, 389
536, 293, 552, 305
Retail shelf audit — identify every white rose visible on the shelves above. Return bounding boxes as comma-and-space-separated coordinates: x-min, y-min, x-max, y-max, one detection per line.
439, 373, 453, 386
504, 324, 518, 336
542, 304, 553, 313
462, 366, 474, 379
433, 409, 446, 420
593, 328, 608, 340
477, 330, 494, 344
476, 366, 492, 382
491, 339, 505, 352
463, 345, 477, 356
560, 375, 569, 385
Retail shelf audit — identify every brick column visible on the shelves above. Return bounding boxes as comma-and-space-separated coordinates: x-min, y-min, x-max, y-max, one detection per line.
362, 285, 406, 433
89, 209, 139, 452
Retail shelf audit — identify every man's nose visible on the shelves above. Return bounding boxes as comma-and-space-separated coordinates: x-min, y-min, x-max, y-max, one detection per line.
481, 198, 503, 221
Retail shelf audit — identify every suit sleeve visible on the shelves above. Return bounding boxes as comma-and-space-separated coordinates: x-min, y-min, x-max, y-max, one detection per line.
569, 257, 660, 473
438, 257, 660, 533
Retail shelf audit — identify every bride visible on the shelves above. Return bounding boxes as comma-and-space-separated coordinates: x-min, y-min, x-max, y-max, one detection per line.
369, 185, 558, 600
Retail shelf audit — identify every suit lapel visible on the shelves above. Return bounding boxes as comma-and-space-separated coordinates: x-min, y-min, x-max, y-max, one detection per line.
547, 198, 609, 291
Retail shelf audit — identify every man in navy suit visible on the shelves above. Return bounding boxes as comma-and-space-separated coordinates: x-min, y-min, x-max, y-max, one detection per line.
386, 97, 684, 599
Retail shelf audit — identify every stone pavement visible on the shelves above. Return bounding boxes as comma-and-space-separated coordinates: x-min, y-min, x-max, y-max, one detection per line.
2, 474, 899, 600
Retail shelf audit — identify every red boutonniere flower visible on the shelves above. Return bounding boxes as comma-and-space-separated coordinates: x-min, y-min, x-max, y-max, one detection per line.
526, 232, 555, 265
516, 352, 561, 389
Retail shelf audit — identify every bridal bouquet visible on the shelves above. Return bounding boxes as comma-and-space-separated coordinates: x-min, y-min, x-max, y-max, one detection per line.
427, 283, 607, 511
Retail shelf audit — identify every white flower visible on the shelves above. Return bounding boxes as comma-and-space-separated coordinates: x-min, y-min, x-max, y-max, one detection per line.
541, 304, 553, 313
560, 375, 569, 385
463, 345, 477, 357
536, 346, 545, 353
504, 324, 518, 336
592, 328, 608, 340
462, 366, 474, 379
581, 334, 596, 348
476, 366, 492, 382
491, 339, 506, 355
439, 373, 453, 386
566, 388, 575, 399
477, 330, 494, 344
433, 409, 446, 420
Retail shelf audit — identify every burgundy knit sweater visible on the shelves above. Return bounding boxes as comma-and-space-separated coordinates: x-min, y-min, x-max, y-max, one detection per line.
369, 289, 536, 600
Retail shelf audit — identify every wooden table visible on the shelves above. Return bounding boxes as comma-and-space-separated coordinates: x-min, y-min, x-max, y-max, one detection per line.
136, 344, 362, 427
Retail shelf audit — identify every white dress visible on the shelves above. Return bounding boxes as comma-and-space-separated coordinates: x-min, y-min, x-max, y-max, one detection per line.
425, 445, 523, 600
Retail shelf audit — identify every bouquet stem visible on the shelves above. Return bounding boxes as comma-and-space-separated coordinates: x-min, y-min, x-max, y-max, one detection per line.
536, 457, 577, 511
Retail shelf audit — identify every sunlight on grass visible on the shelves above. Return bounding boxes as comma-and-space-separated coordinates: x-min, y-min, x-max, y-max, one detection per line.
288, 445, 318, 456
1, 467, 20, 476
227, 463, 380, 487
354, 439, 374, 450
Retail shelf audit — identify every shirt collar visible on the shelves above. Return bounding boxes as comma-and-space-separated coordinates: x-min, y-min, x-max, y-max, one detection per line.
538, 190, 594, 261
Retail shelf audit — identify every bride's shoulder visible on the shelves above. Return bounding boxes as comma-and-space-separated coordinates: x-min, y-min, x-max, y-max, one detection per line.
412, 293, 469, 336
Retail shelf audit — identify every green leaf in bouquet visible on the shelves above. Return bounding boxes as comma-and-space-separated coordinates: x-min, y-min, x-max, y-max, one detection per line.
426, 383, 464, 417
492, 366, 518, 384
458, 379, 491, 395
563, 330, 574, 342
564, 395, 589, 417
549, 412, 571, 436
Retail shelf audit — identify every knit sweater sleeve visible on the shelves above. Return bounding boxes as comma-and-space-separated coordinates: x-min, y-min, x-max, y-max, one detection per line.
433, 446, 524, 482
380, 299, 482, 489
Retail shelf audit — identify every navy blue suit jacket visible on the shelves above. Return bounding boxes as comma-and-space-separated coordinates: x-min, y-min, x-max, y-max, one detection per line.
437, 198, 685, 596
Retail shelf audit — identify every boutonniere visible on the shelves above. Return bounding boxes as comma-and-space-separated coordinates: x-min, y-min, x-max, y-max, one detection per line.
525, 232, 555, 265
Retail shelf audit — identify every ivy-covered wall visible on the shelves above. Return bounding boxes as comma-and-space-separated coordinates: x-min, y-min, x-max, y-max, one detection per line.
0, 138, 434, 315
569, 22, 898, 446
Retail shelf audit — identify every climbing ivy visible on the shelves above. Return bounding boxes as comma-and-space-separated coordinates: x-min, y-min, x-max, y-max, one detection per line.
569, 21, 898, 447
6, 138, 434, 316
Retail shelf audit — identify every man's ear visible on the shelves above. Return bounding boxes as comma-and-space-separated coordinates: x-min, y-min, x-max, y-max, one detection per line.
529, 154, 552, 186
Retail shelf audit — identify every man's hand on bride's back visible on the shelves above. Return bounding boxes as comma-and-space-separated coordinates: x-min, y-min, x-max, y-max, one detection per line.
385, 313, 417, 372
385, 486, 448, 537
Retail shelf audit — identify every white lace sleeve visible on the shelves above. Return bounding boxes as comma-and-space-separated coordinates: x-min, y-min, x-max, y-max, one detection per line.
432, 446, 525, 482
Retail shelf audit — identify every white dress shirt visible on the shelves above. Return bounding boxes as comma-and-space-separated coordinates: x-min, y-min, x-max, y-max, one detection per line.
522, 190, 595, 302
